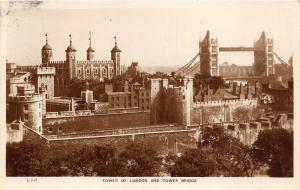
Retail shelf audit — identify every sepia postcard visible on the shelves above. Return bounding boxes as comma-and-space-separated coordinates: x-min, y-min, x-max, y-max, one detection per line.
0, 0, 299, 190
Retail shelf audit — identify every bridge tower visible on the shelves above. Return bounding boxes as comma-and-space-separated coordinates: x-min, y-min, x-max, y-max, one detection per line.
254, 32, 275, 76
199, 31, 219, 76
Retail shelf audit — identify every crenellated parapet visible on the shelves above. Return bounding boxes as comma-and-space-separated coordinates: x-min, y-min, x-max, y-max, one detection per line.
76, 60, 113, 65
35, 67, 56, 75
193, 98, 258, 108
8, 94, 43, 102
49, 61, 66, 65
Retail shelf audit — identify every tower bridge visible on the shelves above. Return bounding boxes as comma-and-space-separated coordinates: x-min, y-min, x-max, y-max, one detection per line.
175, 31, 291, 78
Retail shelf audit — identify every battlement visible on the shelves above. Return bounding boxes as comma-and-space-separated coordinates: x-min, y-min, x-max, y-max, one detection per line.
50, 61, 65, 65
193, 98, 258, 108
76, 60, 113, 65
35, 67, 56, 75
8, 94, 42, 102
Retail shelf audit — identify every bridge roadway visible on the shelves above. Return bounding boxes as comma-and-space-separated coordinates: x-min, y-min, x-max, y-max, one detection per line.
219, 47, 254, 52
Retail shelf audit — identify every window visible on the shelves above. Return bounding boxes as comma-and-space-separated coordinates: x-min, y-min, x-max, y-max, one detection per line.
48, 127, 53, 132
45, 85, 48, 90
46, 94, 49, 99
58, 127, 62, 132
39, 112, 41, 118
78, 70, 81, 74
95, 69, 98, 74
24, 114, 28, 120
87, 69, 90, 74
24, 104, 28, 110
39, 103, 41, 108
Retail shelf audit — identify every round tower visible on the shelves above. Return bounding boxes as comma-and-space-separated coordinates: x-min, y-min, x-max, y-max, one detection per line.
87, 31, 95, 61
41, 33, 53, 66
39, 84, 47, 115
111, 36, 121, 77
8, 85, 43, 134
65, 34, 77, 80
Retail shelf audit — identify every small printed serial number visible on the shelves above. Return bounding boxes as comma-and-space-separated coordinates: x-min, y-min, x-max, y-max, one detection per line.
26, 178, 38, 182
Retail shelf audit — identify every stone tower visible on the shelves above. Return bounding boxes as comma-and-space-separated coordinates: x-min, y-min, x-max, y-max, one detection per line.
65, 34, 77, 80
8, 85, 43, 134
200, 31, 219, 76
111, 36, 121, 77
86, 31, 95, 61
150, 78, 169, 124
41, 33, 53, 66
254, 31, 275, 76
33, 67, 55, 100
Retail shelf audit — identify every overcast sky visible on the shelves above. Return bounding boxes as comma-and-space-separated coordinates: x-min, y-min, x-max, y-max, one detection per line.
2, 1, 300, 69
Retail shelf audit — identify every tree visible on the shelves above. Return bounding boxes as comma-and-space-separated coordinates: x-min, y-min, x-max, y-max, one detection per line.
170, 149, 218, 177
65, 78, 105, 99
199, 126, 258, 176
118, 143, 162, 176
169, 126, 258, 177
252, 128, 293, 177
111, 75, 127, 92
93, 145, 122, 176
6, 141, 67, 176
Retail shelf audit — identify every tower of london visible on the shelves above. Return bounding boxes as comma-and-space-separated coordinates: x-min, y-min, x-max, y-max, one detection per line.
41, 33, 122, 96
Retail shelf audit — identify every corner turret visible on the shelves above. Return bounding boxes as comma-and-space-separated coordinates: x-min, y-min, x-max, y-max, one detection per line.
111, 36, 121, 77
42, 33, 53, 66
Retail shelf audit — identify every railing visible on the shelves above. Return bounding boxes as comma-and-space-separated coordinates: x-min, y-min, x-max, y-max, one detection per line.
45, 124, 185, 140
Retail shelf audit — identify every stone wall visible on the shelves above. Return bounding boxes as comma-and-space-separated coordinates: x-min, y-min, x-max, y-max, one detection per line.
42, 111, 150, 134
192, 99, 257, 124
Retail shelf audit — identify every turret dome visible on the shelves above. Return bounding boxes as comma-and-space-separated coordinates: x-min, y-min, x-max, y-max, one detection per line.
42, 43, 52, 50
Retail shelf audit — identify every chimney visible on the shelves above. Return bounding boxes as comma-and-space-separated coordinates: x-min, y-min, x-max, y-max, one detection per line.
246, 83, 251, 99
124, 80, 129, 92
233, 82, 237, 95
239, 83, 245, 99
